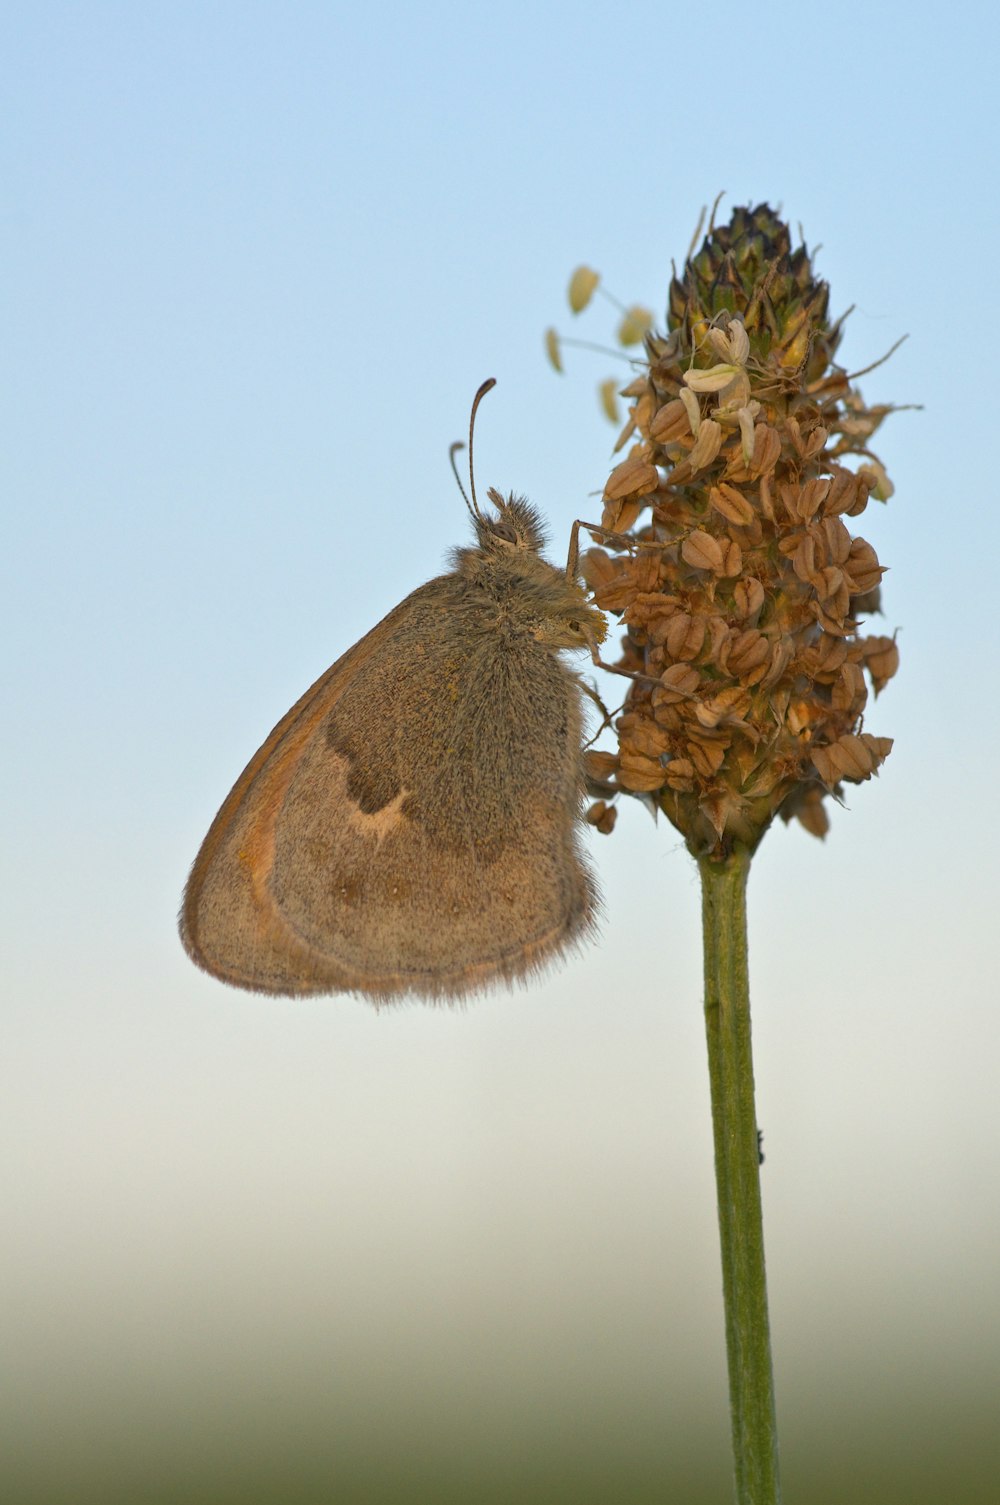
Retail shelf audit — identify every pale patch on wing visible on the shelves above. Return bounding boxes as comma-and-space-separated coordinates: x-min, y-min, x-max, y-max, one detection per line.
344, 783, 411, 843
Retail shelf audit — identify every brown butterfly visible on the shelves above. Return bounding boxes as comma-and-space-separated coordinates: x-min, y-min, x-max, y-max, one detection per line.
180, 381, 608, 1005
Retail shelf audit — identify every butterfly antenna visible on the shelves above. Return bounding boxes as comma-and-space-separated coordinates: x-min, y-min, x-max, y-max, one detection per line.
448, 441, 474, 518
467, 377, 496, 522
450, 377, 497, 524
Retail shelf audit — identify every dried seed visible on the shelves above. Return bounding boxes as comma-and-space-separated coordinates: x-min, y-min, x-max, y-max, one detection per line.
687, 418, 723, 473
649, 398, 692, 443
681, 530, 724, 573
710, 482, 756, 526
603, 454, 659, 502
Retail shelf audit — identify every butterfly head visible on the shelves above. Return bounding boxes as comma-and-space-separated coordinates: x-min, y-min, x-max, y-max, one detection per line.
475, 488, 547, 557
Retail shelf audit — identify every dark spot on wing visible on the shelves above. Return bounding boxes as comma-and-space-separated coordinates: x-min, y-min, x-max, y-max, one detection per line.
326, 725, 401, 814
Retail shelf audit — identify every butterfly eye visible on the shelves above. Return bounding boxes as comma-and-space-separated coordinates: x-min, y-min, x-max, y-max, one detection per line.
492, 520, 517, 544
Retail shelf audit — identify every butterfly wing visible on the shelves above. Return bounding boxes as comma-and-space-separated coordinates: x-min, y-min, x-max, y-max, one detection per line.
180, 578, 597, 1003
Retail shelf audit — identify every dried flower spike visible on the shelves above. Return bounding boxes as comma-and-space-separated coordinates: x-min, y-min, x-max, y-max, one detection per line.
580, 204, 900, 855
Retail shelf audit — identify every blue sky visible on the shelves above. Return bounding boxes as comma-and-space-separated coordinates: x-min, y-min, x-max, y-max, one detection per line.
4, 3, 999, 1500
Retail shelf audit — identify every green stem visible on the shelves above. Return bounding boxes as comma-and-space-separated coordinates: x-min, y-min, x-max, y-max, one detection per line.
699, 846, 780, 1505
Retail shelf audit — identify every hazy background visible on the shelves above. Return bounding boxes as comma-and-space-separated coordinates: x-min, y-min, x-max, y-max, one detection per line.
4, 3, 998, 1501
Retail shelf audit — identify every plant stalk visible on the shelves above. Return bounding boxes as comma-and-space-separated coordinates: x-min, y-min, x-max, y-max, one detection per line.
699, 846, 780, 1504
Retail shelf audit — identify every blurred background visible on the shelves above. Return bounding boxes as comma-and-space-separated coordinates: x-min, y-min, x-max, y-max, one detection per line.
3, 3, 998, 1501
